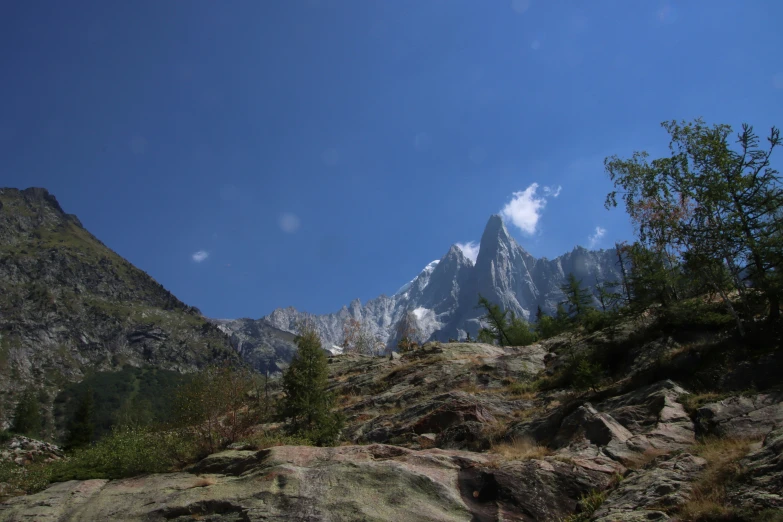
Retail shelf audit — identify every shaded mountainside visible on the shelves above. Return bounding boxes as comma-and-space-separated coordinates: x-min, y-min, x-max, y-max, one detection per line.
252, 214, 621, 351
211, 318, 298, 375
0, 187, 239, 429
4, 311, 782, 521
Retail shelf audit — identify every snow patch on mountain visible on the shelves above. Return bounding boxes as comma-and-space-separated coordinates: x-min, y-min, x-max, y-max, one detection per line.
412, 307, 442, 340
395, 260, 440, 296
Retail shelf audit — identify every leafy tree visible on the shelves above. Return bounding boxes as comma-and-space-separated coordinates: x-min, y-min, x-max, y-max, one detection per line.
64, 388, 95, 450
560, 273, 594, 320
342, 317, 385, 356
605, 118, 783, 324
596, 280, 622, 313
173, 364, 258, 455
280, 326, 342, 445
10, 388, 41, 438
624, 243, 680, 309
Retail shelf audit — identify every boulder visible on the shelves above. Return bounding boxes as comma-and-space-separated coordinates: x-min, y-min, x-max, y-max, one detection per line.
696, 391, 783, 439
727, 427, 783, 511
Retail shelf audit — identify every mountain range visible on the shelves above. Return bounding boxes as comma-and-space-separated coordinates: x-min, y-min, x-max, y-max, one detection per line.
0, 186, 621, 416
219, 215, 622, 366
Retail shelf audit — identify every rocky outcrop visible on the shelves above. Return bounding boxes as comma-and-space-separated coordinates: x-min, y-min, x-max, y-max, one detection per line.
593, 453, 707, 522
510, 380, 696, 469
0, 436, 64, 467
728, 427, 783, 511
0, 444, 620, 522
696, 391, 783, 439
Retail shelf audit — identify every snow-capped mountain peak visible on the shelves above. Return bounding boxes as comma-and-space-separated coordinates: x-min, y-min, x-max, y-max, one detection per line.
255, 214, 622, 353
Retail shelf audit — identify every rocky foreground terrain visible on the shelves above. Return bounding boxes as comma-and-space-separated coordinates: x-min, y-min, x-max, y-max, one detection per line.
2, 315, 781, 521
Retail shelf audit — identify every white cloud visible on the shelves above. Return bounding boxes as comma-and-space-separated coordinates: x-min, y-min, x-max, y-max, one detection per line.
543, 185, 562, 198
279, 213, 301, 233
192, 250, 209, 263
588, 226, 606, 248
500, 183, 549, 235
456, 241, 480, 264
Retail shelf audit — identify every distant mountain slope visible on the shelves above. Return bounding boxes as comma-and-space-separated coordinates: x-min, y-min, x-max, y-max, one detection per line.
0, 187, 239, 427
252, 214, 622, 350
211, 318, 298, 375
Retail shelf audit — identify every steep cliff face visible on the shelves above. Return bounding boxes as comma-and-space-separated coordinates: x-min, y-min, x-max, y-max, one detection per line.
251, 214, 622, 352
0, 188, 239, 426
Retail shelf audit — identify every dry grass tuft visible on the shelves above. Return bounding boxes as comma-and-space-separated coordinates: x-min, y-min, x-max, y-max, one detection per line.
480, 419, 509, 445
679, 392, 732, 417
678, 437, 759, 521
489, 436, 551, 461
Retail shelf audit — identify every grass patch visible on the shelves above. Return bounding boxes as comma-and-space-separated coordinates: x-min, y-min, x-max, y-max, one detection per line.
503, 379, 540, 398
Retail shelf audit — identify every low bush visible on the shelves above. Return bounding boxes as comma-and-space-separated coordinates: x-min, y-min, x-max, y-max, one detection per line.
49, 426, 197, 482
562, 489, 608, 522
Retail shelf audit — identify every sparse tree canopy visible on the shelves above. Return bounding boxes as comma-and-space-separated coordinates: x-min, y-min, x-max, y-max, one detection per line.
173, 364, 259, 454
605, 118, 783, 324
395, 310, 421, 353
342, 317, 385, 356
280, 325, 342, 445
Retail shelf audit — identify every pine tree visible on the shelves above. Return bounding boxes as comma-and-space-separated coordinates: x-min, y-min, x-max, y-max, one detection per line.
10, 388, 41, 438
280, 326, 342, 445
64, 388, 95, 450
560, 273, 594, 320
476, 295, 537, 346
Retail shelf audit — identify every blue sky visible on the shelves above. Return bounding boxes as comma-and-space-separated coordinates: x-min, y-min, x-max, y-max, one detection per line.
2, 1, 782, 319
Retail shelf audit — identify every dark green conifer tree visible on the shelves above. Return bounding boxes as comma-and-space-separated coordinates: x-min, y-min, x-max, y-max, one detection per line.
10, 388, 41, 438
279, 326, 342, 445
64, 387, 95, 450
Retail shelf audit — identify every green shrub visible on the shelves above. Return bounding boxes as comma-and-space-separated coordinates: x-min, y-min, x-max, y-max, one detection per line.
571, 357, 603, 392
657, 299, 734, 331
0, 430, 12, 443
562, 489, 608, 522
50, 426, 196, 482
